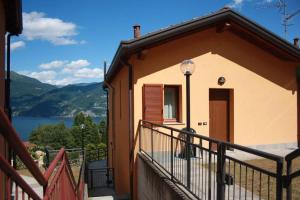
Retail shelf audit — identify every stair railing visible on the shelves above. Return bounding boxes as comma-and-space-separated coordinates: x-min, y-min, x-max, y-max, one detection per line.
0, 109, 85, 200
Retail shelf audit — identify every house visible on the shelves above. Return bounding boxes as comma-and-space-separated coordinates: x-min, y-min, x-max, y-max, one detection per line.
104, 7, 300, 199
0, 0, 22, 198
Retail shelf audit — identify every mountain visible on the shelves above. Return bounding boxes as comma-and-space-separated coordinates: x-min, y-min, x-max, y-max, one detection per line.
11, 72, 106, 117
11, 71, 57, 97
72, 82, 98, 86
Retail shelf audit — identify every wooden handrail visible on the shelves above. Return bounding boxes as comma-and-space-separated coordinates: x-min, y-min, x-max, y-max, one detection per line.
44, 158, 66, 200
0, 109, 47, 186
44, 151, 80, 200
64, 152, 77, 189
44, 148, 65, 181
0, 109, 85, 199
76, 152, 86, 199
0, 154, 41, 200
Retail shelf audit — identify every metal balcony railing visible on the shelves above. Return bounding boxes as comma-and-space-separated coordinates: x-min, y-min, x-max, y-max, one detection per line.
139, 120, 300, 200
0, 109, 85, 200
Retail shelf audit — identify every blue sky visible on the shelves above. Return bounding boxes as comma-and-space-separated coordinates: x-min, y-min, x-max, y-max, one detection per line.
10, 0, 300, 85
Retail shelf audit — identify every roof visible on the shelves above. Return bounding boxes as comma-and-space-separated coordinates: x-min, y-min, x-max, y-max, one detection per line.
3, 0, 23, 34
23, 141, 37, 148
106, 7, 300, 82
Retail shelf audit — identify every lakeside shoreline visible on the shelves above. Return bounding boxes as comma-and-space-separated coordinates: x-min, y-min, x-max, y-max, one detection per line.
12, 116, 102, 141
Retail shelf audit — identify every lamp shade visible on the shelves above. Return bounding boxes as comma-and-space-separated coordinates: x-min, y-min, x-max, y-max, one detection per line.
180, 60, 195, 75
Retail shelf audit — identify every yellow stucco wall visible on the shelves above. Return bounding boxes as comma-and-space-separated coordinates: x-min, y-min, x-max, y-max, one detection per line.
108, 66, 130, 196
109, 27, 299, 198
132, 28, 298, 147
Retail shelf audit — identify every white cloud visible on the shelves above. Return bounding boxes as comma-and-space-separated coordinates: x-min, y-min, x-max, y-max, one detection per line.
228, 0, 244, 8
11, 41, 26, 51
66, 59, 90, 69
74, 68, 103, 78
79, 40, 87, 44
20, 70, 57, 83
40, 60, 67, 69
22, 12, 81, 45
21, 59, 103, 86
40, 59, 90, 71
46, 77, 79, 85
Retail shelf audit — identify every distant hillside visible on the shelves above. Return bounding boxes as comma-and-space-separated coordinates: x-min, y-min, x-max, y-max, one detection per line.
11, 71, 57, 97
11, 72, 106, 117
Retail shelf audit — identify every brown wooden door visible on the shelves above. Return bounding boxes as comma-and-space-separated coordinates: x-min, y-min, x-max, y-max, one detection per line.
209, 89, 230, 150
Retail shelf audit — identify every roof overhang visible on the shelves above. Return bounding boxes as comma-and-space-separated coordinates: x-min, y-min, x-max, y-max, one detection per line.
4, 0, 23, 34
106, 8, 300, 83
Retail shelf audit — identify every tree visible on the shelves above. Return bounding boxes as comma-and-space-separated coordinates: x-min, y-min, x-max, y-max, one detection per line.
85, 143, 107, 162
99, 119, 107, 144
29, 123, 75, 149
29, 113, 103, 151
70, 112, 101, 148
73, 112, 86, 126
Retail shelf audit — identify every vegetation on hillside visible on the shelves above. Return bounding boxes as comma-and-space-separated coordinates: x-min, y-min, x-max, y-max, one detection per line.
29, 113, 107, 160
11, 71, 56, 97
11, 71, 106, 117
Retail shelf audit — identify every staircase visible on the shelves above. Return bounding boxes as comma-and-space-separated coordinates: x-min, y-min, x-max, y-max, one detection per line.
0, 109, 86, 200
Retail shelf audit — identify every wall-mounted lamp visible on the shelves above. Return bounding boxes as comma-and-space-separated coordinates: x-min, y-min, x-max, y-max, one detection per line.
218, 76, 226, 85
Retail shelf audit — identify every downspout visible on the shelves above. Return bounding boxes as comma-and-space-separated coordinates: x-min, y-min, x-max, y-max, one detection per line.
103, 61, 109, 167
121, 59, 134, 200
5, 33, 14, 121
5, 33, 18, 197
103, 77, 115, 180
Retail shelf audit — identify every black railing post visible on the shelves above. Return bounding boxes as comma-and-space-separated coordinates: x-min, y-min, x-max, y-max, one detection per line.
151, 123, 154, 162
208, 141, 212, 200
286, 159, 292, 200
171, 130, 174, 180
45, 148, 50, 169
217, 143, 225, 200
91, 170, 94, 189
200, 138, 203, 158
186, 134, 191, 189
185, 72, 191, 189
139, 121, 142, 152
106, 168, 110, 187
276, 159, 283, 200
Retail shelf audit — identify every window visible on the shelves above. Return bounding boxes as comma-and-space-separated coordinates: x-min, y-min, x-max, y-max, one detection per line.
164, 86, 179, 122
143, 84, 181, 124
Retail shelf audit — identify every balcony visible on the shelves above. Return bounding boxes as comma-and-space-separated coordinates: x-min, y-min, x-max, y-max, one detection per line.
1, 106, 300, 200
138, 120, 300, 200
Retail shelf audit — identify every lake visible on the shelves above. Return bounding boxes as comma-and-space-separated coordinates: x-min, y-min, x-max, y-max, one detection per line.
12, 116, 102, 141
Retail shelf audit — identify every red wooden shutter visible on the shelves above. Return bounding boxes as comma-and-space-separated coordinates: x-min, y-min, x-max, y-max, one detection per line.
142, 84, 163, 124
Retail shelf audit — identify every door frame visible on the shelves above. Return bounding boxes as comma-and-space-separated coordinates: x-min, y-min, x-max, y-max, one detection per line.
209, 88, 234, 144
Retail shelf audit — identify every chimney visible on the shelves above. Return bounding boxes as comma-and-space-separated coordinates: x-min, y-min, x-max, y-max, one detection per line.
294, 37, 299, 48
133, 24, 141, 39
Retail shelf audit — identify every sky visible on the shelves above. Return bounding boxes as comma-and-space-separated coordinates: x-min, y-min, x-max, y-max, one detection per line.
9, 0, 300, 85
